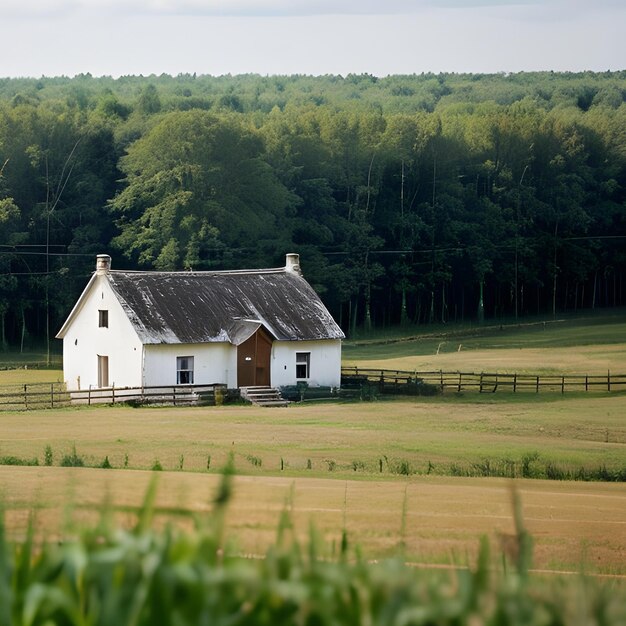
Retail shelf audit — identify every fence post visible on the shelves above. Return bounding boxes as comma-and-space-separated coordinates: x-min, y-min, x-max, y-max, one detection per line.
24, 384, 28, 410
513, 373, 517, 393
440, 370, 444, 392
112, 385, 115, 404
457, 372, 462, 393
608, 370, 611, 392
88, 385, 91, 406
51, 383, 54, 408
536, 376, 539, 393
561, 376, 565, 394
479, 372, 483, 393
585, 375, 588, 392
173, 386, 177, 406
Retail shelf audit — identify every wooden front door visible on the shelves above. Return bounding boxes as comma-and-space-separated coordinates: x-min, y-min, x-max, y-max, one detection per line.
237, 328, 272, 387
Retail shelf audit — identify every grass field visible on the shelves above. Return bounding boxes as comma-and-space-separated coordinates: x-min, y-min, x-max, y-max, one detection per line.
0, 316, 625, 578
0, 397, 624, 475
0, 398, 624, 574
343, 315, 626, 375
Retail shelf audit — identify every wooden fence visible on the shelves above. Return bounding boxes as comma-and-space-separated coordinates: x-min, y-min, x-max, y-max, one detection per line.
341, 367, 626, 395
0, 383, 227, 411
0, 383, 70, 410
2, 370, 624, 411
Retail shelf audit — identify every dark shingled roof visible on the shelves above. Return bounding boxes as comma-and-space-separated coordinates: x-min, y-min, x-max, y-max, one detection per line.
106, 268, 345, 345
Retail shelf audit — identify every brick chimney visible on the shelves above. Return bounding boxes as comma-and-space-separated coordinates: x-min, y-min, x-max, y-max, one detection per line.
96, 254, 112, 274
285, 253, 302, 276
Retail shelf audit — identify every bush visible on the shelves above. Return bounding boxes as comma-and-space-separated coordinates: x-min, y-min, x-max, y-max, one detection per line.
60, 445, 85, 467
521, 451, 540, 478
0, 455, 39, 466
44, 444, 54, 466
245, 454, 262, 467
393, 459, 412, 476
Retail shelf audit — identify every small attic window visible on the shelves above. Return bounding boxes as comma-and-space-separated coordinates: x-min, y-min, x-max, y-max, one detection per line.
98, 310, 109, 328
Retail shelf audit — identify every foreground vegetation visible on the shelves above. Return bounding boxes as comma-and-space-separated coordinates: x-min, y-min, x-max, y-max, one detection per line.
1, 471, 624, 626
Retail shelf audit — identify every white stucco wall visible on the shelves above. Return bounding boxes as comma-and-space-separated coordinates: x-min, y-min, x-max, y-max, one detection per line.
271, 339, 342, 388
143, 339, 341, 388
143, 343, 238, 387
61, 275, 143, 390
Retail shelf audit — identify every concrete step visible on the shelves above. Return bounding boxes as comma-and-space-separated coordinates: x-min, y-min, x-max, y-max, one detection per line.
240, 386, 289, 407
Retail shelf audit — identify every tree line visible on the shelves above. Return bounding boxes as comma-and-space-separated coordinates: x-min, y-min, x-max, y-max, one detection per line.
0, 71, 625, 350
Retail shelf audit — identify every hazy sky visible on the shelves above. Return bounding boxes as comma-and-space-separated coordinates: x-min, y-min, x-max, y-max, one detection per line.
2, 0, 624, 78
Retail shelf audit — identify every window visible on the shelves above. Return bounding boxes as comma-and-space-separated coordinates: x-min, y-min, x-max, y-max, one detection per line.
98, 309, 109, 328
296, 352, 310, 379
177, 356, 194, 384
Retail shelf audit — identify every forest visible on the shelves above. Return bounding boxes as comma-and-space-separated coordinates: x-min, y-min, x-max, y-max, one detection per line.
0, 70, 625, 350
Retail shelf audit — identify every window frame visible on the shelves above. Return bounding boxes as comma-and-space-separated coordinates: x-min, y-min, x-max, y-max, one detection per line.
176, 356, 194, 385
295, 352, 310, 379
98, 309, 109, 328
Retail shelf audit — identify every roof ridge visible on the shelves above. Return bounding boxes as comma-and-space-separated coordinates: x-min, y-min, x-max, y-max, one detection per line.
108, 267, 288, 276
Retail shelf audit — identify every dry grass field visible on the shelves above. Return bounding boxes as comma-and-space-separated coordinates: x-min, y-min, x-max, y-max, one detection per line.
1, 466, 624, 576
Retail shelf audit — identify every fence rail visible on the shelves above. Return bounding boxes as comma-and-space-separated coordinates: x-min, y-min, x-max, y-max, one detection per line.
0, 383, 69, 410
0, 383, 227, 411
341, 367, 626, 395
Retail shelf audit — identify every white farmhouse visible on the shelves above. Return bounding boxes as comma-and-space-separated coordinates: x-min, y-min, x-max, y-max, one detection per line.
56, 253, 344, 392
